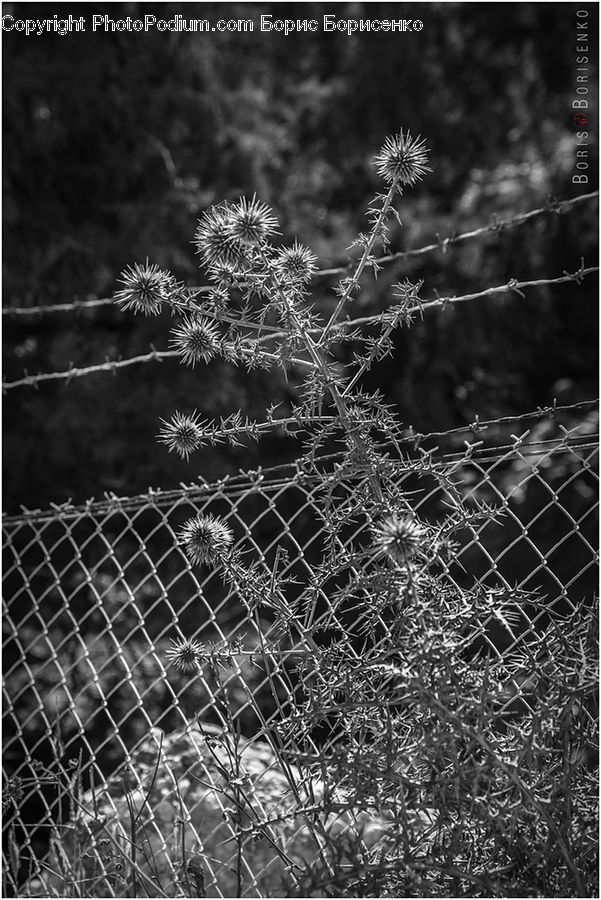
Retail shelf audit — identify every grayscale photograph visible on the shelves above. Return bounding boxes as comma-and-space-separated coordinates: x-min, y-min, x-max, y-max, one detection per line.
2, 2, 599, 897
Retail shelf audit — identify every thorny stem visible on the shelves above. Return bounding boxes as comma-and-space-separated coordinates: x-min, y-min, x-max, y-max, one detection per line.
210, 673, 315, 895
52, 769, 170, 898
180, 819, 192, 899
230, 703, 244, 898
248, 243, 386, 503
428, 695, 586, 897
276, 284, 384, 503
208, 565, 335, 881
123, 781, 138, 899
256, 182, 405, 506
341, 294, 413, 398
318, 172, 401, 347
194, 413, 376, 448
205, 675, 245, 896
190, 753, 303, 881
233, 344, 316, 371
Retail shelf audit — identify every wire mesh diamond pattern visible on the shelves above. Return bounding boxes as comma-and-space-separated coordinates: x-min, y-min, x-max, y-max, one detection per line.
2, 420, 598, 897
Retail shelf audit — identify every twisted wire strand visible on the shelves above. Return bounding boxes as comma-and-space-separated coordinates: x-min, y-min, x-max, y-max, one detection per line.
3, 403, 597, 525
317, 190, 600, 276
3, 192, 597, 318
3, 266, 597, 392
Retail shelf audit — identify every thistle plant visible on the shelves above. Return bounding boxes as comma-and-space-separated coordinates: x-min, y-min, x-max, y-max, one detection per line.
114, 261, 177, 316
112, 129, 597, 897
176, 512, 234, 566
169, 315, 221, 366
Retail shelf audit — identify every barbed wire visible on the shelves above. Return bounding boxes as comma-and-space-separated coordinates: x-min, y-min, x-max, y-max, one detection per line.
3, 192, 597, 319
1, 288, 213, 319
262, 263, 598, 345
251, 261, 599, 405
4, 434, 597, 527
3, 405, 597, 526
1, 342, 319, 392
398, 398, 598, 444
3, 264, 597, 392
2, 347, 183, 392
317, 190, 600, 276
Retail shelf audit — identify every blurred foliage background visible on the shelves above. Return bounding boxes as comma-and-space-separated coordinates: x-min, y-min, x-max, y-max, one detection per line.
2, 8, 599, 881
3, 1, 598, 513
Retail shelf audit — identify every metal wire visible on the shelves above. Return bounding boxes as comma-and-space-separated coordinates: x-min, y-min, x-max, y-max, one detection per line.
3, 191, 598, 318
3, 265, 597, 392
2, 416, 598, 896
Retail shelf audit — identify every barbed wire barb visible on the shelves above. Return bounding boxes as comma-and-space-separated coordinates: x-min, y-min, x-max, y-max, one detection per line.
3, 266, 598, 392
3, 192, 597, 318
2, 401, 597, 526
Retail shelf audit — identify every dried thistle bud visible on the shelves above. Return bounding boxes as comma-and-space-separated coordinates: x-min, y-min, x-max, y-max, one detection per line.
165, 637, 206, 672
229, 195, 278, 245
206, 264, 239, 288
178, 513, 234, 566
158, 410, 204, 460
207, 285, 230, 307
434, 535, 460, 561
273, 240, 317, 285
194, 204, 244, 269
374, 130, 431, 186
372, 514, 425, 565
170, 315, 221, 367
114, 260, 173, 316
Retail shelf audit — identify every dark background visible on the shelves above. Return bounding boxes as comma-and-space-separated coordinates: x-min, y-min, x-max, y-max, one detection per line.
2, 1, 599, 514
2, 8, 598, 890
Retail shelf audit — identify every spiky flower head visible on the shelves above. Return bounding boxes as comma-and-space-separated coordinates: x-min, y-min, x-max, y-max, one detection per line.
372, 514, 425, 565
229, 195, 279, 245
178, 513, 234, 566
434, 535, 460, 562
207, 285, 230, 308
194, 204, 245, 270
158, 410, 204, 460
273, 240, 318, 285
165, 637, 206, 672
374, 131, 431, 186
170, 315, 220, 367
114, 261, 173, 316
207, 263, 239, 286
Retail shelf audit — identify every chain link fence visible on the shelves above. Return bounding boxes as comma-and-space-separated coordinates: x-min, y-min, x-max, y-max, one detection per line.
2, 410, 598, 896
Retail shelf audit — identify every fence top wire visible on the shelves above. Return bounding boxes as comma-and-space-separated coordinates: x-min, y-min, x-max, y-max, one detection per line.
3, 190, 598, 318
3, 403, 597, 527
2, 264, 597, 392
